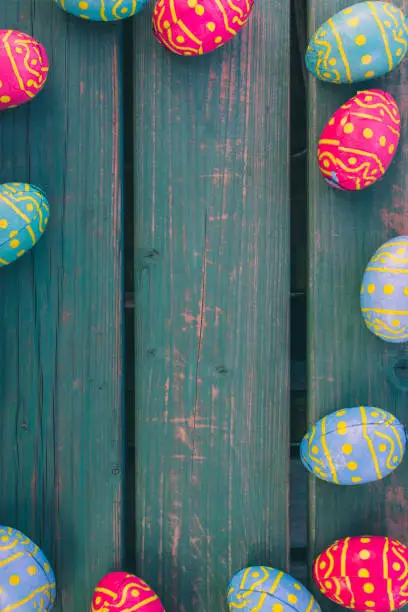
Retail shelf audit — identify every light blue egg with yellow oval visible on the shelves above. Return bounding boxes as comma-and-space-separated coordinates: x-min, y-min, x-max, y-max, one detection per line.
227, 566, 322, 612
0, 183, 49, 267
361, 236, 408, 342
0, 525, 56, 610
300, 406, 406, 485
53, 0, 149, 21
306, 2, 408, 84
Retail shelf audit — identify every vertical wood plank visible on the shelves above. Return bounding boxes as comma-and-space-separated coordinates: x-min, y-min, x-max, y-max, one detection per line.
0, 2, 124, 609
133, 2, 290, 610
308, 1, 408, 609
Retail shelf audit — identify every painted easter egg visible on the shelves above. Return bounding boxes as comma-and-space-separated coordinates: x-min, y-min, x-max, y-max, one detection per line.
0, 30, 49, 110
227, 566, 322, 611
318, 89, 400, 191
90, 572, 165, 611
0, 525, 56, 610
53, 0, 149, 21
314, 536, 408, 611
152, 0, 254, 56
306, 2, 408, 84
0, 183, 50, 267
361, 236, 408, 342
300, 406, 406, 485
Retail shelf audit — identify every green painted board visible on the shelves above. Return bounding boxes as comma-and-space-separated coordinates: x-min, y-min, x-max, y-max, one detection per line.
308, 1, 408, 609
0, 2, 124, 609
133, 2, 291, 609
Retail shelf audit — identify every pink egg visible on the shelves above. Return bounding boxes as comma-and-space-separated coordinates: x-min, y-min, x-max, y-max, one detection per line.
152, 0, 254, 56
90, 572, 165, 611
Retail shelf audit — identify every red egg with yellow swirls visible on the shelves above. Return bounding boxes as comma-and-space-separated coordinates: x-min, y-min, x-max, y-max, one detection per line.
152, 0, 254, 56
90, 572, 165, 611
317, 89, 400, 191
313, 536, 408, 611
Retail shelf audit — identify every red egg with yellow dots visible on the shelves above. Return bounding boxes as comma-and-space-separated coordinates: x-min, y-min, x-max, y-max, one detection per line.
313, 536, 408, 611
317, 89, 400, 191
90, 572, 165, 611
152, 0, 254, 56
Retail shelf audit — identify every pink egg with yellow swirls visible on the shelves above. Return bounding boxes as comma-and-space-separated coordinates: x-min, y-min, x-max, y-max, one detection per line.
152, 0, 254, 56
0, 30, 49, 110
90, 572, 165, 611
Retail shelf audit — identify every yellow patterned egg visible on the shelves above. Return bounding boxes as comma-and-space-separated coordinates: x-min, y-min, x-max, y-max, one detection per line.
300, 406, 406, 485
0, 183, 49, 267
361, 236, 408, 342
53, 0, 149, 20
306, 2, 408, 84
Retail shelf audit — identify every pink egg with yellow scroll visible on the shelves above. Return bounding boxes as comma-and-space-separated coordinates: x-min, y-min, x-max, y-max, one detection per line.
152, 0, 254, 56
0, 30, 49, 110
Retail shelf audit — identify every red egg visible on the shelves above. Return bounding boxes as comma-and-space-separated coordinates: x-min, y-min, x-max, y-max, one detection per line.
152, 0, 254, 56
317, 89, 400, 191
90, 572, 165, 611
313, 536, 408, 611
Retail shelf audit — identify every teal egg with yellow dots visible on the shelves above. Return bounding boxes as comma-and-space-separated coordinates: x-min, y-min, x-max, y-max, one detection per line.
53, 0, 149, 21
227, 566, 322, 612
306, 2, 408, 84
361, 236, 408, 342
0, 183, 49, 267
300, 406, 406, 485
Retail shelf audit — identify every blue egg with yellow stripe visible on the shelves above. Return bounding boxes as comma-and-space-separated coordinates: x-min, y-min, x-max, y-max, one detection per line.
227, 566, 321, 612
0, 525, 56, 610
361, 236, 408, 342
53, 0, 149, 21
0, 183, 49, 267
300, 407, 406, 485
306, 2, 408, 84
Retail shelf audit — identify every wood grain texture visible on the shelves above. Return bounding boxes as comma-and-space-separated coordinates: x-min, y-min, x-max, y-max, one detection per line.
308, 1, 408, 609
133, 2, 290, 610
0, 2, 123, 609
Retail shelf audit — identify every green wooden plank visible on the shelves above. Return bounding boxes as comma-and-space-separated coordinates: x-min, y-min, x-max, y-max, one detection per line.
308, 1, 408, 609
133, 2, 290, 609
0, 3, 124, 609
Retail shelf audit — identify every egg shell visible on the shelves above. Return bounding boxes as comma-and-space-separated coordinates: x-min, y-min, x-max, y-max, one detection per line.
306, 2, 408, 84
314, 536, 408, 611
0, 183, 50, 267
300, 406, 406, 485
152, 0, 254, 56
317, 89, 400, 191
90, 572, 165, 611
0, 30, 49, 109
53, 0, 149, 21
0, 525, 56, 611
361, 236, 408, 342
227, 566, 322, 612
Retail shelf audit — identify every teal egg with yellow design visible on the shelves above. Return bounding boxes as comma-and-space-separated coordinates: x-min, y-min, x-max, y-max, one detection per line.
0, 183, 49, 267
306, 2, 408, 84
300, 407, 406, 485
0, 525, 56, 610
227, 566, 321, 612
361, 236, 408, 342
53, 0, 149, 21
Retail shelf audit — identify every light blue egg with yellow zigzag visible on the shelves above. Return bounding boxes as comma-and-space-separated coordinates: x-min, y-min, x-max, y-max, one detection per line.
361, 236, 408, 343
306, 2, 408, 84
300, 407, 406, 485
53, 0, 149, 21
0, 183, 49, 267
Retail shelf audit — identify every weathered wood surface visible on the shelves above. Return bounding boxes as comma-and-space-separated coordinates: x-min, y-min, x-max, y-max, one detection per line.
0, 2, 123, 610
132, 1, 291, 609
308, 1, 408, 609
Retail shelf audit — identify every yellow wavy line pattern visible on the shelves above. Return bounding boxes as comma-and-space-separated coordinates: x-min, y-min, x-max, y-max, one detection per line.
320, 417, 339, 484
360, 406, 382, 480
371, 250, 408, 263
374, 430, 397, 470
314, 36, 340, 83
328, 18, 352, 83
324, 547, 335, 579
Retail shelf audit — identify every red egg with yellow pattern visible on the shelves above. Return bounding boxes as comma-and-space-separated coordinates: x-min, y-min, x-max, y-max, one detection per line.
152, 0, 254, 56
313, 536, 408, 611
317, 89, 400, 191
90, 572, 165, 611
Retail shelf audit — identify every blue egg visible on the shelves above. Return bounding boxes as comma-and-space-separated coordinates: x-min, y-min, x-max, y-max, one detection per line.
0, 183, 49, 267
300, 407, 406, 485
227, 566, 321, 612
306, 2, 408, 84
53, 0, 149, 20
0, 526, 56, 610
361, 236, 408, 342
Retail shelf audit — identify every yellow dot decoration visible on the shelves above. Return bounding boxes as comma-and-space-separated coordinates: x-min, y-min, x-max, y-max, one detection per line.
336, 410, 346, 416
215, 36, 222, 44
288, 595, 298, 604
323, 160, 330, 168
294, 584, 301, 591
363, 583, 375, 594
348, 157, 357, 165
392, 319, 401, 327
347, 461, 358, 471
368, 284, 375, 294
9, 230, 18, 238
344, 123, 354, 134
176, 35, 185, 43
272, 605, 283, 612
365, 71, 375, 78
187, 0, 197, 6
163, 20, 170, 28
9, 575, 20, 586
363, 128, 373, 139
252, 572, 260, 578
337, 421, 347, 435
311, 445, 319, 454
27, 566, 37, 576
389, 144, 395, 154
0, 96, 11, 103
320, 561, 326, 569
78, 0, 88, 8
344, 8, 353, 14
384, 284, 394, 295
10, 239, 20, 249
325, 581, 332, 589
365, 602, 375, 608
206, 22, 216, 31
379, 136, 387, 146
348, 17, 359, 26
361, 54, 372, 65
379, 444, 387, 452
358, 568, 370, 578
1, 536, 9, 541
356, 35, 366, 45
361, 538, 371, 544
195, 4, 204, 15
342, 444, 353, 455
351, 476, 362, 483
360, 549, 370, 560
26, 203, 34, 212
396, 48, 403, 56
404, 288, 408, 296
329, 58, 337, 66
393, 562, 401, 571
44, 564, 50, 572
